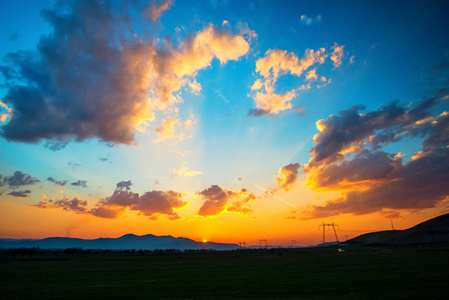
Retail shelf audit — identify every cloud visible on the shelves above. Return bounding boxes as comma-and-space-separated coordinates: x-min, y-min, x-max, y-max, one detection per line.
303, 149, 449, 218
67, 162, 81, 168
331, 43, 344, 68
71, 180, 87, 187
247, 108, 271, 118
276, 163, 301, 192
307, 98, 443, 169
8, 190, 31, 198
32, 179, 188, 219
154, 117, 177, 142
302, 91, 449, 218
0, 102, 12, 122
197, 185, 256, 216
47, 177, 67, 186
294, 106, 306, 117
197, 185, 228, 216
153, 116, 196, 143
306, 69, 318, 81
132, 190, 187, 220
350, 56, 355, 64
34, 196, 88, 213
148, 0, 172, 21
300, 14, 321, 26
173, 163, 202, 177
92, 180, 189, 220
307, 150, 401, 191
0, 0, 250, 149
90, 205, 125, 219
249, 45, 343, 116
151, 23, 250, 105
226, 189, 256, 215
1, 171, 40, 187
116, 180, 133, 191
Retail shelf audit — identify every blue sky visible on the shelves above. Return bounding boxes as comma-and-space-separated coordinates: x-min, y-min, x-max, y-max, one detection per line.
0, 0, 448, 244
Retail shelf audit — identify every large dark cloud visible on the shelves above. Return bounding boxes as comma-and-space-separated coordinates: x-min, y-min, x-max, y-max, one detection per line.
197, 185, 256, 217
0, 0, 251, 149
303, 89, 449, 218
304, 148, 449, 218
308, 150, 401, 191
308, 98, 443, 168
1, 171, 40, 187
0, 0, 159, 148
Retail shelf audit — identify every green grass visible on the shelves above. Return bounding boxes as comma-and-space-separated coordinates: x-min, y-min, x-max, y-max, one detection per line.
0, 247, 448, 299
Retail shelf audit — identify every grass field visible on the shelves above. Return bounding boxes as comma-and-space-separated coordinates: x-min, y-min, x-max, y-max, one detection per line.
1, 246, 448, 299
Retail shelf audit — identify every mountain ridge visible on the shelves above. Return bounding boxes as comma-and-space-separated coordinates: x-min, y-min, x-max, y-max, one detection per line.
0, 233, 240, 251
346, 213, 449, 246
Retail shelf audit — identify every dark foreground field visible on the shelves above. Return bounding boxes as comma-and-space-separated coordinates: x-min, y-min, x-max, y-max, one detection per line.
1, 246, 448, 299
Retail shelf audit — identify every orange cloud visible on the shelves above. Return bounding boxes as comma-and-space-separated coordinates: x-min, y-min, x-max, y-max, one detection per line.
151, 24, 251, 105
331, 43, 344, 68
249, 45, 344, 115
0, 101, 12, 122
302, 95, 449, 219
276, 163, 301, 191
197, 185, 256, 217
306, 69, 318, 81
173, 162, 202, 177
148, 0, 172, 21
154, 117, 177, 143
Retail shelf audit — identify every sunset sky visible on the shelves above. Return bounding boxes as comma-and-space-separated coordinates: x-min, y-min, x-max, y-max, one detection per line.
1, 0, 448, 246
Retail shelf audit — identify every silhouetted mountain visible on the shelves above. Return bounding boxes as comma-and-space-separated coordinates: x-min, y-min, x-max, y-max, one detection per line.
346, 213, 449, 246
0, 234, 239, 250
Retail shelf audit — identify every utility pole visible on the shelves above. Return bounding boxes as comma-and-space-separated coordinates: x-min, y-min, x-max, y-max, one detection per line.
319, 222, 339, 244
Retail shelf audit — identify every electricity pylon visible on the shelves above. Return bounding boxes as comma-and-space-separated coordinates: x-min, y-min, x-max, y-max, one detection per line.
319, 222, 339, 244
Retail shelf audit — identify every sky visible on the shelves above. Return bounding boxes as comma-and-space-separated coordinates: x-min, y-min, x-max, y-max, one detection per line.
0, 0, 448, 246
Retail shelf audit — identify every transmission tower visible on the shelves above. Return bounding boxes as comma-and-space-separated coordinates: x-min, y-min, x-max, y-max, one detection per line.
238, 241, 247, 247
291, 240, 296, 246
391, 220, 395, 230
259, 239, 267, 249
319, 222, 339, 244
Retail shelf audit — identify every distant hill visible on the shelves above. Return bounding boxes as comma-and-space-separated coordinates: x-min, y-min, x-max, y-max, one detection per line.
0, 233, 240, 251
347, 213, 449, 246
